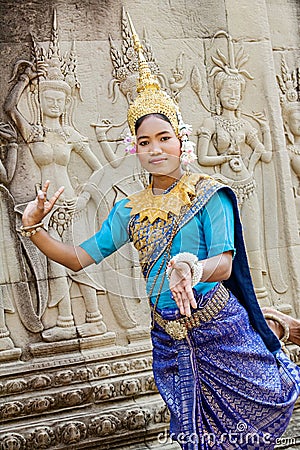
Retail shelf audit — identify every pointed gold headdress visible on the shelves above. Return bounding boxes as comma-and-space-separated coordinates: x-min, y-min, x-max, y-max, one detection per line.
124, 13, 196, 166
126, 13, 179, 136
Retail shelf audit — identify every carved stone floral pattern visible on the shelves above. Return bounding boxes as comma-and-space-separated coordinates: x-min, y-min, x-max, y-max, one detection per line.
154, 404, 171, 423
28, 375, 52, 390
0, 403, 171, 448
89, 415, 121, 436
26, 396, 55, 414
120, 379, 141, 396
53, 370, 74, 385
112, 361, 131, 375
58, 389, 88, 407
94, 383, 116, 401
0, 433, 26, 450
0, 401, 24, 419
0, 356, 153, 398
123, 408, 152, 430
57, 422, 87, 445
4, 379, 27, 394
28, 427, 55, 449
145, 375, 158, 392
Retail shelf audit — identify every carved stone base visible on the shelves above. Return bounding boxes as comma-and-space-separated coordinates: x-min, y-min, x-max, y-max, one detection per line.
0, 338, 170, 449
29, 332, 116, 358
127, 327, 151, 344
0, 347, 22, 363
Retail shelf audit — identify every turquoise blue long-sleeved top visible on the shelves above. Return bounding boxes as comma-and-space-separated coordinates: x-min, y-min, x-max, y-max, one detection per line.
80, 189, 235, 310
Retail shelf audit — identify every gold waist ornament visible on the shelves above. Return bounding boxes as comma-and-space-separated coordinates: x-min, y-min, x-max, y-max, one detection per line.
152, 283, 229, 340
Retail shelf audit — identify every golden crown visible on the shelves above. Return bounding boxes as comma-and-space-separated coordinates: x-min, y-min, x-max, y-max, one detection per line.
126, 13, 179, 136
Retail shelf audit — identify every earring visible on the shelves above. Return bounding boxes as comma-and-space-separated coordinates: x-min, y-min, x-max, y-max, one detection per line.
62, 110, 67, 127
140, 167, 149, 187
215, 97, 221, 116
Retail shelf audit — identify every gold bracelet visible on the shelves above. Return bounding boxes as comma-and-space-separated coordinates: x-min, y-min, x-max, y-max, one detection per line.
18, 222, 45, 237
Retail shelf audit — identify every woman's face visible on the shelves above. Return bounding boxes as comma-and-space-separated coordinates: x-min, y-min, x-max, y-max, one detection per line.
288, 109, 300, 137
218, 79, 241, 111
40, 89, 66, 118
136, 115, 182, 180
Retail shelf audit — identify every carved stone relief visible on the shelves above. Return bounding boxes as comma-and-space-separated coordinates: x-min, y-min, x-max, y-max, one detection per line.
4, 11, 111, 346
277, 57, 300, 234
193, 31, 288, 307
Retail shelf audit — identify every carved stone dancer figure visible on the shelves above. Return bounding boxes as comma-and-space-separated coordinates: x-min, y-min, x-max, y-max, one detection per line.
277, 57, 300, 232
196, 32, 273, 303
0, 123, 22, 354
4, 11, 106, 342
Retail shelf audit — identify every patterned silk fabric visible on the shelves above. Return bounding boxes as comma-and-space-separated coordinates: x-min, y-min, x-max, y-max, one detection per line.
152, 288, 300, 449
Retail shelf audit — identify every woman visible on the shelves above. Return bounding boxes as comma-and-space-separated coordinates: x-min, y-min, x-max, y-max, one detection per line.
21, 28, 300, 450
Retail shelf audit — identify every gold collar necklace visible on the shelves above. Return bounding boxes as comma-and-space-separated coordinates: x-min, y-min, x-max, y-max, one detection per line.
126, 173, 200, 223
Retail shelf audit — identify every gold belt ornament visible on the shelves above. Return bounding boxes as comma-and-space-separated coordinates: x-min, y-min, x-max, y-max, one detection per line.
153, 283, 229, 340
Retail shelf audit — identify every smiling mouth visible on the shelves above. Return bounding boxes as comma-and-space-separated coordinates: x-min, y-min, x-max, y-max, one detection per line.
149, 157, 167, 164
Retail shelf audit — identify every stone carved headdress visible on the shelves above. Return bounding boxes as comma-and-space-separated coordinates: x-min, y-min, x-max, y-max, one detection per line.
209, 31, 254, 115
277, 56, 300, 143
29, 10, 81, 128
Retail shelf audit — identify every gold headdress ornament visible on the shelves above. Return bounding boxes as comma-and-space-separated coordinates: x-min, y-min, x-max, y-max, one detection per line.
124, 13, 196, 166
126, 13, 180, 136
108, 7, 163, 105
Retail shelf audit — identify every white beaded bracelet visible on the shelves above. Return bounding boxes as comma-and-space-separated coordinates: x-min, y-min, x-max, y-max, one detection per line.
166, 252, 204, 286
18, 222, 45, 237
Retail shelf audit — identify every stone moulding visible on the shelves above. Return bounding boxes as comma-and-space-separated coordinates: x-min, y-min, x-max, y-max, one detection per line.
0, 401, 170, 449
0, 344, 167, 448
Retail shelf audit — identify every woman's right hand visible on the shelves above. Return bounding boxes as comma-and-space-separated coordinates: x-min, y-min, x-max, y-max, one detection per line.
22, 180, 64, 227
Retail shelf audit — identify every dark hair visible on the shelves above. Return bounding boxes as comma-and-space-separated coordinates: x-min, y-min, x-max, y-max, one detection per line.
134, 113, 171, 134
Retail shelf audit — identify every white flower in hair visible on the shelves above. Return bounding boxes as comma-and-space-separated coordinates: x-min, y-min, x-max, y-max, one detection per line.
179, 122, 193, 137
123, 132, 137, 154
177, 111, 197, 165
180, 140, 197, 165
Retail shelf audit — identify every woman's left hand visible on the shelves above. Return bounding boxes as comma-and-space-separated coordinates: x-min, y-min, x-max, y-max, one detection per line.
169, 261, 197, 316
22, 180, 64, 227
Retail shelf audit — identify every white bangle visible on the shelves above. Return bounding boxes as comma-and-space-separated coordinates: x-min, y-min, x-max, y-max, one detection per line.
166, 252, 204, 287
18, 222, 45, 237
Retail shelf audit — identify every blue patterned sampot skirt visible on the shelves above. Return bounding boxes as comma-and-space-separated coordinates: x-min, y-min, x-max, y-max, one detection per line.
151, 286, 300, 449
